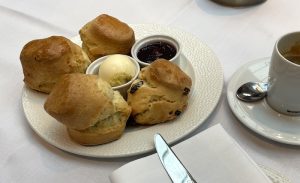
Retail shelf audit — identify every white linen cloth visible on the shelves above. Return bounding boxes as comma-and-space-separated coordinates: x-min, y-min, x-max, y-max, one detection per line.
1, 0, 300, 183
110, 124, 272, 183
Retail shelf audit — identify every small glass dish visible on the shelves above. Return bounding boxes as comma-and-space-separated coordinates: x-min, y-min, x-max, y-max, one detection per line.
86, 54, 140, 98
131, 35, 181, 67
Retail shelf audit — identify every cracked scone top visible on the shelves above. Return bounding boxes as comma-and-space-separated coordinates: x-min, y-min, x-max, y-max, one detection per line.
44, 73, 131, 145
127, 59, 192, 125
79, 14, 135, 61
20, 36, 91, 93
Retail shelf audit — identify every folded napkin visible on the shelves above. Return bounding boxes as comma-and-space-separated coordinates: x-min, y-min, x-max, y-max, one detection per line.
109, 124, 272, 183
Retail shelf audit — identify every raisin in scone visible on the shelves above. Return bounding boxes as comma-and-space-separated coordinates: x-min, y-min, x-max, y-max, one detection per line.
127, 59, 192, 125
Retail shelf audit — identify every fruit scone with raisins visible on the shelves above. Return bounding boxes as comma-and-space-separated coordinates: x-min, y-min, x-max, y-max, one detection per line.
127, 59, 192, 125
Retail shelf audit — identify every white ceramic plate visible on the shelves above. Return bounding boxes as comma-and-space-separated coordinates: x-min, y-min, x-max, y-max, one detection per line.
22, 24, 223, 158
227, 57, 300, 145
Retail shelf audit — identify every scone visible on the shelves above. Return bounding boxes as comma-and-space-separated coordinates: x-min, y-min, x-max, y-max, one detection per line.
79, 14, 135, 61
127, 59, 192, 125
44, 73, 131, 145
67, 91, 131, 145
20, 36, 91, 93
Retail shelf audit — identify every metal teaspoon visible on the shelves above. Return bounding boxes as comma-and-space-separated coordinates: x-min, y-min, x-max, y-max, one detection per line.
236, 82, 268, 102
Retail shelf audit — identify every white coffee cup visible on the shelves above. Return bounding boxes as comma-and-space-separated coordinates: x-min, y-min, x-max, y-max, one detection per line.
267, 31, 300, 115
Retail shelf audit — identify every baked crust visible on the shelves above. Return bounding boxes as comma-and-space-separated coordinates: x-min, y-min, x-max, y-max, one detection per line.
79, 14, 135, 61
20, 36, 90, 93
141, 59, 192, 89
44, 74, 131, 145
67, 91, 131, 145
44, 74, 115, 130
127, 59, 192, 125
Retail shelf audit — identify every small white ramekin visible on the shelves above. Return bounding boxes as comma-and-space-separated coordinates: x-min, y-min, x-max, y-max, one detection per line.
86, 54, 140, 98
131, 35, 181, 67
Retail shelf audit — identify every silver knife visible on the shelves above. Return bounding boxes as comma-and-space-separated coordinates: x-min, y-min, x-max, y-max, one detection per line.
154, 134, 197, 183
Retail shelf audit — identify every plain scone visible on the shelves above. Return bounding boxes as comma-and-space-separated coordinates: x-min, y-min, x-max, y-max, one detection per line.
127, 59, 192, 125
44, 73, 131, 145
20, 36, 91, 93
79, 14, 135, 61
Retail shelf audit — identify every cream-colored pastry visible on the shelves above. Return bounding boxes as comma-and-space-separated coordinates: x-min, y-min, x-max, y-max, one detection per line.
67, 90, 131, 145
127, 59, 192, 125
79, 14, 135, 61
20, 36, 91, 93
44, 73, 131, 145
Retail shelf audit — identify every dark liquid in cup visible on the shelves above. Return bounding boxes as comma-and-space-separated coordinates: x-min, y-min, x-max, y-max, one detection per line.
284, 55, 300, 65
282, 43, 300, 65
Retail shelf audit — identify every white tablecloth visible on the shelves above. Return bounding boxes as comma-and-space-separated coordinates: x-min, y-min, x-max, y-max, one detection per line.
1, 0, 299, 182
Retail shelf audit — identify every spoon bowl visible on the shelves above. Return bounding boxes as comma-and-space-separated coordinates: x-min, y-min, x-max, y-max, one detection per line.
236, 82, 268, 102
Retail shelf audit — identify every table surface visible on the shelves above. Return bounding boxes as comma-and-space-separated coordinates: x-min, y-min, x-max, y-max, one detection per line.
1, 0, 299, 182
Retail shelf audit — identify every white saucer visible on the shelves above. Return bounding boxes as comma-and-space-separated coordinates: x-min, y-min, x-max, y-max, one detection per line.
227, 57, 300, 145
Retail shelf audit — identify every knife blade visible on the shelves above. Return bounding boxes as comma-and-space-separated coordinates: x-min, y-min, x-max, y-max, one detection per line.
154, 134, 197, 183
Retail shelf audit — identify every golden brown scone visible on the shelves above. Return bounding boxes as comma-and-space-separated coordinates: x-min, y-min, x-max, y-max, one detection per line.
67, 91, 131, 145
79, 14, 135, 61
127, 59, 192, 125
44, 73, 115, 130
20, 36, 91, 93
44, 73, 131, 145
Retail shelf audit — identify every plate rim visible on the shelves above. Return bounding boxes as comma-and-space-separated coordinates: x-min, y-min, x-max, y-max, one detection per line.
227, 57, 300, 145
22, 24, 224, 158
